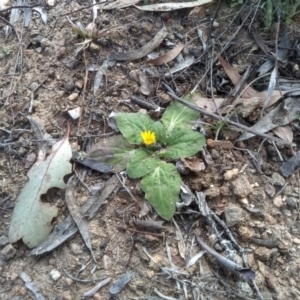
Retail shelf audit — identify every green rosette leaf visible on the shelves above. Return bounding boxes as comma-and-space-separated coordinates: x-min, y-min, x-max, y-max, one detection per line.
140, 162, 181, 220
127, 148, 161, 179
150, 121, 167, 146
161, 128, 206, 159
116, 112, 155, 144
87, 135, 134, 172
161, 93, 199, 133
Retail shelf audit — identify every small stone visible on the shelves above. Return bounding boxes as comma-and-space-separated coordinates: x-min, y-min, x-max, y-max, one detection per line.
238, 198, 249, 206
231, 175, 252, 198
62, 290, 72, 300
68, 93, 79, 101
293, 238, 300, 245
223, 168, 239, 180
286, 197, 297, 209
75, 81, 83, 90
238, 225, 255, 241
224, 205, 245, 227
204, 186, 220, 198
264, 183, 275, 197
255, 247, 271, 262
50, 269, 61, 281
40, 38, 51, 48
69, 243, 83, 255
47, 0, 55, 6
103, 254, 112, 270
65, 278, 73, 286
0, 235, 9, 247
68, 107, 81, 120
273, 196, 283, 207
65, 82, 74, 92
271, 172, 285, 187
0, 244, 16, 260
30, 82, 39, 90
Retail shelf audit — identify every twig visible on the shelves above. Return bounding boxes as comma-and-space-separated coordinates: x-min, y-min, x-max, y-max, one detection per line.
60, 1, 114, 17
117, 226, 165, 238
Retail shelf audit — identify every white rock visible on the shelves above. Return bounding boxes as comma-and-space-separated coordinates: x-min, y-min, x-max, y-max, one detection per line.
273, 196, 283, 207
68, 107, 81, 120
50, 269, 61, 281
224, 168, 239, 180
47, 0, 55, 6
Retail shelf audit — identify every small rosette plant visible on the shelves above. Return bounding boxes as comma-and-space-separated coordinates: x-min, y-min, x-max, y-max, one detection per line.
87, 94, 206, 220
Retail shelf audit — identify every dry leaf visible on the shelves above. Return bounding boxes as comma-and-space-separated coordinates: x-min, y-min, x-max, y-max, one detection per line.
135, 0, 213, 12
9, 134, 72, 248
109, 27, 168, 61
272, 126, 293, 144
148, 43, 184, 65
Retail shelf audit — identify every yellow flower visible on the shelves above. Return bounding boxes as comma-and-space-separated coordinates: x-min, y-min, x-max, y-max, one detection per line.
141, 130, 156, 146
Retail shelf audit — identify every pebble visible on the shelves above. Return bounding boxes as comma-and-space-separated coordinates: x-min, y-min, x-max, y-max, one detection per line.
293, 238, 300, 245
68, 93, 79, 101
273, 196, 283, 207
238, 225, 255, 241
264, 183, 276, 197
65, 82, 74, 92
0, 235, 9, 248
255, 247, 271, 262
50, 269, 61, 281
286, 197, 297, 209
0, 244, 16, 260
30, 82, 39, 91
204, 186, 220, 198
70, 243, 83, 255
223, 168, 239, 180
224, 204, 245, 227
231, 175, 253, 198
271, 172, 285, 187
103, 254, 112, 270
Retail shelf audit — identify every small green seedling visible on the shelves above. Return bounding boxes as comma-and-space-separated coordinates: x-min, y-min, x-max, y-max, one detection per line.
88, 95, 206, 220
2, 47, 12, 56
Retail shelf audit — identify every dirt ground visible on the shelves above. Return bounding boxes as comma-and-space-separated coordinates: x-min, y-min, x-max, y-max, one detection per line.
1, 0, 300, 299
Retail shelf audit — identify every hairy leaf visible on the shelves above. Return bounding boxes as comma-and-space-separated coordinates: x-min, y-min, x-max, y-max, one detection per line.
141, 162, 181, 220
116, 112, 155, 144
9, 136, 72, 248
127, 148, 160, 178
87, 135, 134, 172
161, 93, 199, 133
162, 128, 206, 159
150, 121, 167, 145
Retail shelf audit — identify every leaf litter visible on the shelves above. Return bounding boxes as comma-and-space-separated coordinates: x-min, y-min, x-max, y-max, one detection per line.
3, 1, 300, 299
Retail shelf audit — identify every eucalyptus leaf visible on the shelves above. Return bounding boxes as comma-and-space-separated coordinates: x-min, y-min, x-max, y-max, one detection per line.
161, 93, 199, 133
161, 128, 205, 159
141, 162, 181, 220
87, 135, 134, 172
116, 112, 155, 144
127, 148, 161, 178
9, 136, 72, 248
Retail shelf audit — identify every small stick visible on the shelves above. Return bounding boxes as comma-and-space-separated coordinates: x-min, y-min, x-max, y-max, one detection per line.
117, 226, 165, 238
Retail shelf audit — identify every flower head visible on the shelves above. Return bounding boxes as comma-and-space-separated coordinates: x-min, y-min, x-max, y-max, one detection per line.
141, 130, 156, 146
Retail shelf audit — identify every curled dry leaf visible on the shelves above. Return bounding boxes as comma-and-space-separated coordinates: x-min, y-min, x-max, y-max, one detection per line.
109, 27, 168, 61
148, 43, 184, 65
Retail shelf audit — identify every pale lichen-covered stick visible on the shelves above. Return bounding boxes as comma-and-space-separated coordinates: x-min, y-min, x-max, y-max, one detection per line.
109, 26, 168, 61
